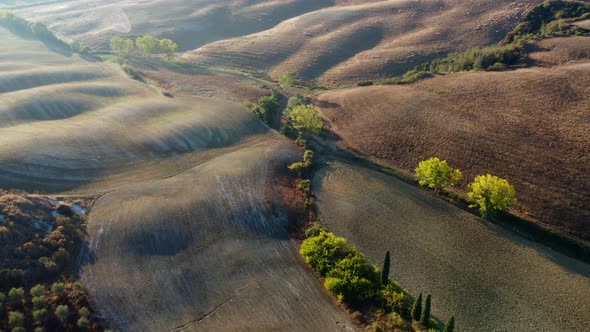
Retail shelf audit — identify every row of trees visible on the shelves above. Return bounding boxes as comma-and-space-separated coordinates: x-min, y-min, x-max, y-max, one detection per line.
415, 157, 517, 218
301, 225, 455, 331
110, 35, 178, 63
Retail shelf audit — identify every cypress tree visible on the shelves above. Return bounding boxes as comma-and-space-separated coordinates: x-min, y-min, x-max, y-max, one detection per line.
411, 293, 422, 321
381, 251, 390, 285
420, 294, 432, 327
443, 316, 455, 332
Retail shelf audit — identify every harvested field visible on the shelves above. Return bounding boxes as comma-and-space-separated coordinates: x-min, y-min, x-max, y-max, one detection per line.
314, 160, 590, 332
82, 141, 355, 332
0, 26, 355, 331
186, 0, 543, 85
317, 48, 590, 240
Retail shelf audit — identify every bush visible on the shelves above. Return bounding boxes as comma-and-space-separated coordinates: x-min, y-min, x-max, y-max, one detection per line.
324, 254, 380, 303
279, 72, 295, 90
55, 304, 69, 322
78, 306, 90, 318
51, 282, 65, 296
77, 316, 90, 329
300, 230, 354, 276
12, 327, 26, 332
33, 308, 49, 323
288, 149, 314, 178
245, 92, 282, 125
30, 284, 45, 297
8, 288, 24, 305
468, 174, 517, 218
289, 105, 323, 136
32, 296, 45, 309
357, 80, 374, 86
8, 311, 25, 328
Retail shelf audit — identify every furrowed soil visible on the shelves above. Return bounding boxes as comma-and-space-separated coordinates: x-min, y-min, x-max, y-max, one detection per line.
317, 39, 590, 240
0, 27, 355, 331
314, 160, 590, 332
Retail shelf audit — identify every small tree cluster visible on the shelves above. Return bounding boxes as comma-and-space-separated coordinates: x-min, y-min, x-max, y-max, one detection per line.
416, 157, 517, 218
110, 35, 178, 63
288, 150, 314, 178
244, 92, 282, 125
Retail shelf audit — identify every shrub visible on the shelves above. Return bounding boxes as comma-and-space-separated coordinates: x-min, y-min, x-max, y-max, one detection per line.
279, 72, 295, 90
33, 308, 49, 323
420, 294, 432, 326
8, 288, 24, 305
468, 174, 517, 218
324, 253, 380, 303
415, 157, 462, 194
30, 284, 45, 297
381, 282, 412, 317
245, 93, 282, 125
78, 306, 90, 318
357, 80, 374, 86
8, 311, 25, 328
32, 296, 45, 309
77, 316, 90, 329
288, 149, 315, 178
12, 327, 26, 332
51, 282, 65, 296
55, 304, 69, 322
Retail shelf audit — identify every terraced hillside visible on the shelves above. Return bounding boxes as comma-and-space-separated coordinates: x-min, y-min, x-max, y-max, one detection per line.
186, 0, 544, 84
314, 160, 590, 332
317, 38, 590, 240
0, 27, 355, 331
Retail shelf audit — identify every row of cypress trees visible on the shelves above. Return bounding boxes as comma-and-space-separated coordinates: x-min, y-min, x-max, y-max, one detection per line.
381, 251, 455, 332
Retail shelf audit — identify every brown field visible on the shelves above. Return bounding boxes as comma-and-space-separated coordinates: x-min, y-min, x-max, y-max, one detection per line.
0, 27, 355, 331
313, 160, 590, 332
317, 38, 590, 240
185, 0, 543, 85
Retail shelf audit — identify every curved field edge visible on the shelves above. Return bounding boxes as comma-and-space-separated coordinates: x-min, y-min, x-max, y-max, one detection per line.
313, 160, 590, 332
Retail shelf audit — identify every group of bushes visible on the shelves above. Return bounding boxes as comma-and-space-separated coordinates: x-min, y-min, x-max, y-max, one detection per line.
110, 35, 178, 63
415, 157, 517, 218
380, 0, 590, 85
0, 282, 108, 332
244, 92, 282, 125
301, 225, 455, 331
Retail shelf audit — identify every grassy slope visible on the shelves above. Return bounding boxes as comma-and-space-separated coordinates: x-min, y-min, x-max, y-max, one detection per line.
186, 0, 543, 85
0, 27, 355, 331
313, 160, 590, 332
317, 38, 590, 240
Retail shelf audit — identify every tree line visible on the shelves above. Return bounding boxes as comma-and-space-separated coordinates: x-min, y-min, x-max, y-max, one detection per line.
110, 35, 178, 63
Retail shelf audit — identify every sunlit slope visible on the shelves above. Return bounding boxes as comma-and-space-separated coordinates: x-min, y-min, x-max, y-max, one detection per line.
186, 0, 543, 84
14, 0, 338, 50
317, 48, 590, 239
82, 142, 355, 332
314, 161, 590, 332
0, 27, 270, 192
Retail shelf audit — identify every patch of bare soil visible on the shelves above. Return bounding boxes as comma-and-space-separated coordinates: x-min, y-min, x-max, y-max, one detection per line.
317, 52, 590, 240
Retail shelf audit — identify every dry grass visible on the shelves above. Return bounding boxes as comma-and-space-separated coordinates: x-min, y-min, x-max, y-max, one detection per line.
317, 38, 590, 240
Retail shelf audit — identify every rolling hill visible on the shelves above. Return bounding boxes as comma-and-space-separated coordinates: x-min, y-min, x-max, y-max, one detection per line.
317, 36, 590, 240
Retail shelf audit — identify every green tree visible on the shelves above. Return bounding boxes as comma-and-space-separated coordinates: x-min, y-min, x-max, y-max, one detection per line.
443, 315, 455, 332
8, 311, 25, 328
51, 282, 65, 297
30, 284, 45, 297
467, 174, 516, 218
32, 296, 45, 309
110, 36, 134, 63
78, 306, 90, 318
289, 104, 323, 136
279, 72, 294, 90
420, 294, 432, 326
33, 308, 49, 323
411, 293, 422, 321
12, 327, 26, 332
136, 35, 159, 57
415, 157, 462, 194
288, 149, 314, 178
159, 38, 178, 61
381, 250, 390, 285
55, 304, 69, 322
8, 288, 24, 305
77, 316, 90, 329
